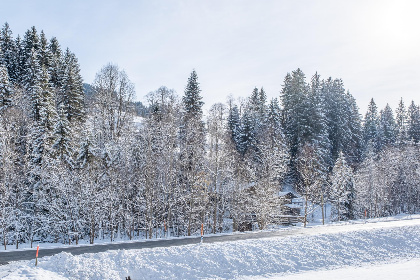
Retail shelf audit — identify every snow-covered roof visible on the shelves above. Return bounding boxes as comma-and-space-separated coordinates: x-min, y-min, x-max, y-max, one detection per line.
284, 204, 302, 209
278, 191, 297, 198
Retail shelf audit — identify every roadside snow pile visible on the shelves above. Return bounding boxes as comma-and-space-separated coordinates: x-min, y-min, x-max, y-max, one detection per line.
242, 258, 420, 280
2, 220, 420, 279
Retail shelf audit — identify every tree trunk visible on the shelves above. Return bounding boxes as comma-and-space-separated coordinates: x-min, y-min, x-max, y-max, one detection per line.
213, 193, 217, 234
90, 217, 95, 244
304, 191, 308, 228
188, 189, 194, 236
3, 225, 6, 250
321, 194, 325, 225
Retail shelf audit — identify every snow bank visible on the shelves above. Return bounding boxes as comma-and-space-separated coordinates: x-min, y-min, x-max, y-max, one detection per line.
243, 258, 420, 280
1, 218, 420, 279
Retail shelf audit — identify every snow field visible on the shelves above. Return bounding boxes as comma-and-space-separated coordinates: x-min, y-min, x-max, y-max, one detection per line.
1, 218, 420, 279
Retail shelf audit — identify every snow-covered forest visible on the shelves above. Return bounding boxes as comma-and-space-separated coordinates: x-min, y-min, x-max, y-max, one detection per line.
0, 23, 419, 248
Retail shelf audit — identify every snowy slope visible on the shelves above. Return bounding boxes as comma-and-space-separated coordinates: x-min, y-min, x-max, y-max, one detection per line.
1, 216, 419, 280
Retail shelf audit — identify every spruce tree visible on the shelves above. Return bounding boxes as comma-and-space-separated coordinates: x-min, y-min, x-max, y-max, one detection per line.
308, 73, 331, 177
0, 23, 18, 83
407, 101, 420, 143
395, 98, 407, 144
281, 69, 310, 180
60, 48, 84, 124
342, 91, 363, 167
38, 31, 52, 70
48, 37, 63, 88
379, 104, 396, 147
14, 35, 26, 84
182, 69, 203, 118
0, 65, 12, 112
239, 108, 255, 157
51, 105, 73, 167
330, 151, 355, 221
227, 104, 241, 153
179, 69, 205, 236
363, 98, 380, 153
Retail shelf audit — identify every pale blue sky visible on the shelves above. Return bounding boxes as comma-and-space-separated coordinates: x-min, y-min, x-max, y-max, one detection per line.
1, 0, 419, 113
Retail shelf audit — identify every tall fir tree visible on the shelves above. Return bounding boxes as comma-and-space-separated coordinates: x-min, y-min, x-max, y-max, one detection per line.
182, 69, 203, 118
59, 48, 84, 124
363, 98, 380, 153
227, 104, 241, 153
179, 70, 206, 236
281, 68, 310, 181
395, 98, 407, 145
48, 37, 63, 89
0, 65, 12, 112
407, 101, 420, 143
330, 151, 355, 221
379, 104, 396, 148
0, 23, 18, 83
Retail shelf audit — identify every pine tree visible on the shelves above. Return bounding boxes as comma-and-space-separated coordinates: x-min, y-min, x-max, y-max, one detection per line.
48, 37, 63, 89
179, 70, 206, 236
407, 101, 420, 143
330, 151, 355, 221
308, 73, 331, 178
39, 65, 57, 136
379, 104, 396, 147
0, 65, 12, 112
23, 27, 40, 60
51, 104, 73, 167
227, 104, 241, 153
38, 31, 51, 70
395, 98, 407, 144
363, 98, 380, 153
281, 69, 310, 181
0, 23, 18, 83
239, 108, 255, 156
60, 49, 84, 124
14, 35, 26, 84
182, 69, 203, 118
342, 91, 363, 167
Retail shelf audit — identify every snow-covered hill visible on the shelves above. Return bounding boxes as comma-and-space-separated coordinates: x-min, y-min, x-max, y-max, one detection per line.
1, 215, 419, 279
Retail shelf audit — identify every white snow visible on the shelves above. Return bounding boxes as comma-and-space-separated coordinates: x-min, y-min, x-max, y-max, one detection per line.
241, 258, 420, 280
1, 215, 419, 280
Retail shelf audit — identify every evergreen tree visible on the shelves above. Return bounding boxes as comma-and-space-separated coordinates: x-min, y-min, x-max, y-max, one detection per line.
407, 101, 420, 143
238, 108, 255, 156
179, 70, 206, 236
227, 104, 241, 153
14, 35, 26, 84
0, 65, 12, 112
23, 27, 40, 60
342, 91, 363, 167
51, 104, 73, 167
182, 69, 203, 117
48, 37, 63, 89
281, 69, 310, 179
25, 47, 42, 122
330, 151, 355, 221
395, 98, 407, 144
39, 66, 57, 136
0, 23, 18, 83
379, 104, 396, 147
60, 48, 84, 124
38, 31, 51, 70
308, 73, 331, 177
363, 98, 380, 153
